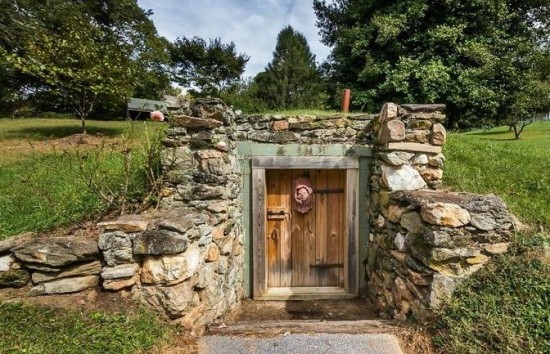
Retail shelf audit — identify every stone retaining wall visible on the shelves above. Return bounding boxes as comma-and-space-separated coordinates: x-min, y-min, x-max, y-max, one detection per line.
0, 99, 518, 328
366, 103, 515, 319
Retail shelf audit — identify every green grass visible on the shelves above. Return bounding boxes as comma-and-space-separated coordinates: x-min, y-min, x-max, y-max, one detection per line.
444, 121, 550, 229
435, 121, 550, 353
434, 233, 550, 353
0, 303, 175, 353
0, 118, 165, 239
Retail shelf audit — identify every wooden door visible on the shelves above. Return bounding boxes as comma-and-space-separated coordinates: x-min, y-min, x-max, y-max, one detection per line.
265, 169, 346, 288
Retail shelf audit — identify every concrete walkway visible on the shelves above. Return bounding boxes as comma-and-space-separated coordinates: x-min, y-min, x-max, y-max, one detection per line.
199, 320, 404, 354
199, 333, 403, 354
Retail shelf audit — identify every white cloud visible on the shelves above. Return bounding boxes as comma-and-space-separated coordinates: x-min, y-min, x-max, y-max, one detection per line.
137, 0, 331, 77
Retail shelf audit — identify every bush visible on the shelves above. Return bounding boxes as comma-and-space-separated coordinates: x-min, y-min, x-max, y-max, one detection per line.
434, 232, 550, 354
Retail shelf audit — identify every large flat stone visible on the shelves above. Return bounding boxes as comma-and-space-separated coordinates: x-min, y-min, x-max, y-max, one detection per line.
141, 245, 200, 285
97, 215, 149, 233
29, 275, 99, 296
170, 115, 223, 129
32, 261, 102, 284
101, 263, 139, 280
12, 238, 99, 267
420, 203, 470, 227
381, 165, 427, 191
133, 230, 189, 255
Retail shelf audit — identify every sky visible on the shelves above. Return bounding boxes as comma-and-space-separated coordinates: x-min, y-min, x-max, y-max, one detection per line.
136, 0, 332, 78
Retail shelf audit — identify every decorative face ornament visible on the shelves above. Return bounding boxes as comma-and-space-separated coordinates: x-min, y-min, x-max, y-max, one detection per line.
293, 177, 314, 214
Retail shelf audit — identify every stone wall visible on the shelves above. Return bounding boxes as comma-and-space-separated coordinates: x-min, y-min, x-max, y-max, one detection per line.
366, 103, 515, 320
0, 99, 518, 328
233, 112, 376, 144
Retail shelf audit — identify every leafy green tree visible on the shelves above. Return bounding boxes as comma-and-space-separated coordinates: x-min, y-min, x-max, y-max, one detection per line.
0, 0, 170, 130
170, 37, 249, 97
254, 25, 324, 110
314, 0, 550, 128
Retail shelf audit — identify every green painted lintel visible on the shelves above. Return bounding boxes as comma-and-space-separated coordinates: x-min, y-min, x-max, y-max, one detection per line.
237, 143, 373, 157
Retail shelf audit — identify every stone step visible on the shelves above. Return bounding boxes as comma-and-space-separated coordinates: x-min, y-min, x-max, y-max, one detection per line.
207, 319, 397, 336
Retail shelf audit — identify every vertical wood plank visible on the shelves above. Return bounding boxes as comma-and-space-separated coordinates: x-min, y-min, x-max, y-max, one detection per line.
252, 168, 266, 298
338, 170, 346, 287
266, 170, 280, 287
315, 169, 328, 286
279, 170, 292, 287
346, 169, 359, 295
303, 170, 317, 286
325, 170, 340, 286
291, 169, 303, 286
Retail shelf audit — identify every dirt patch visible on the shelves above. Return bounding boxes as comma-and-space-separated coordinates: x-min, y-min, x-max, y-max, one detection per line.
230, 298, 378, 322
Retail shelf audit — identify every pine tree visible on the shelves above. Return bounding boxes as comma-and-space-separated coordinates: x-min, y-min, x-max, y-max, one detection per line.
255, 26, 324, 110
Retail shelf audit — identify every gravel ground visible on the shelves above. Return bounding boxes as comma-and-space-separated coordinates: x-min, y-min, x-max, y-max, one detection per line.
199, 333, 403, 354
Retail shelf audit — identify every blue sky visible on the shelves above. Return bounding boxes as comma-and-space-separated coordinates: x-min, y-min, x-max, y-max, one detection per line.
136, 0, 331, 77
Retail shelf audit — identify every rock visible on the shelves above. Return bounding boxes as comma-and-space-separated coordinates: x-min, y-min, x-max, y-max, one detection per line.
133, 230, 189, 255
0, 232, 33, 254
483, 242, 510, 255
429, 274, 461, 308
139, 282, 196, 318
428, 153, 445, 167
0, 254, 15, 271
469, 212, 500, 231
97, 215, 149, 233
205, 244, 220, 262
400, 104, 446, 113
408, 269, 432, 286
177, 184, 226, 201
158, 216, 195, 234
431, 123, 446, 145
29, 275, 99, 296
271, 120, 289, 131
98, 232, 134, 266
405, 130, 429, 144
380, 151, 414, 166
412, 154, 429, 165
141, 246, 201, 285
215, 141, 228, 152
379, 120, 405, 143
420, 203, 471, 227
431, 248, 480, 262
170, 115, 223, 129
196, 264, 215, 289
420, 167, 443, 181
381, 165, 427, 191
386, 205, 404, 223
32, 261, 102, 284
394, 233, 406, 251
465, 254, 490, 265
206, 201, 228, 213
12, 238, 98, 267
410, 120, 433, 129
199, 155, 231, 176
380, 103, 398, 122
390, 250, 407, 263
400, 212, 425, 234
103, 276, 137, 291
161, 146, 194, 170
0, 269, 30, 287
101, 264, 139, 280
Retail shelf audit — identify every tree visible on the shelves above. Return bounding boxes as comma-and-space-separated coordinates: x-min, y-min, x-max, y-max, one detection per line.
0, 0, 170, 130
314, 0, 550, 128
169, 37, 249, 97
254, 25, 324, 110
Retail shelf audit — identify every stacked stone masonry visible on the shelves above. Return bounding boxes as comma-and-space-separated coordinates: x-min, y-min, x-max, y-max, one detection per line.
0, 99, 517, 328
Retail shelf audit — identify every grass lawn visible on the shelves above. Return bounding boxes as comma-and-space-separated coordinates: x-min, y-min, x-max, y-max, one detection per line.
444, 120, 550, 229
437, 120, 550, 354
0, 302, 175, 354
0, 118, 165, 239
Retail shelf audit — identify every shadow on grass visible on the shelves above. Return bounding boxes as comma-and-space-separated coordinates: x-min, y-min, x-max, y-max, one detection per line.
466, 130, 512, 136
5, 125, 124, 140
